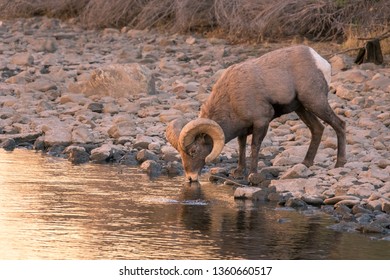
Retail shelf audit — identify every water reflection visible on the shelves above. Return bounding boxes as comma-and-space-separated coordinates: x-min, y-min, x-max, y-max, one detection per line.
1, 149, 389, 260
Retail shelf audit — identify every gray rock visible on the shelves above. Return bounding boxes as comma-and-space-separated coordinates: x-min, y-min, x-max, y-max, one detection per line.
87, 102, 104, 113
90, 145, 112, 163
165, 161, 183, 176
0, 138, 16, 151
285, 197, 308, 210
234, 187, 267, 201
66, 146, 90, 164
140, 160, 162, 177
136, 149, 159, 163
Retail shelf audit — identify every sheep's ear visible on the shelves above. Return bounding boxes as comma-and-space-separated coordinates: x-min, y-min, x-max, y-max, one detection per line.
165, 119, 188, 151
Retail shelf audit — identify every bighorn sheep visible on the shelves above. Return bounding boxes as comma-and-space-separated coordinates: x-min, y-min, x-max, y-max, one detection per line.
166, 45, 346, 182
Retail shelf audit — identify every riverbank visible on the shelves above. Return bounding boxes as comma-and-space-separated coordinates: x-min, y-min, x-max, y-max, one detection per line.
0, 17, 389, 238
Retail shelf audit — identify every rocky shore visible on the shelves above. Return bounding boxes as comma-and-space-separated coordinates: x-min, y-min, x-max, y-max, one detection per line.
1, 17, 389, 239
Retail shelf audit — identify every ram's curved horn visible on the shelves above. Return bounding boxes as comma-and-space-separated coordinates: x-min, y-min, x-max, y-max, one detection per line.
179, 118, 225, 163
165, 118, 188, 151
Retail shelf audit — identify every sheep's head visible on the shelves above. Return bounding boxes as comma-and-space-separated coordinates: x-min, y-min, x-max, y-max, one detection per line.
166, 118, 225, 182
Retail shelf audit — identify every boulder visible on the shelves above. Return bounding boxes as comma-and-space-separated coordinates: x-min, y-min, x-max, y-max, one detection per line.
71, 63, 156, 98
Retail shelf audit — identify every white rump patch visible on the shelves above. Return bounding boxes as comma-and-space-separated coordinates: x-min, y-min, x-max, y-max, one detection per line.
309, 47, 331, 85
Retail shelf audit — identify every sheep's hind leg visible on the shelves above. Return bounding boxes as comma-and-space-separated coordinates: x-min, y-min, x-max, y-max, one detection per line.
296, 107, 324, 167
312, 104, 346, 168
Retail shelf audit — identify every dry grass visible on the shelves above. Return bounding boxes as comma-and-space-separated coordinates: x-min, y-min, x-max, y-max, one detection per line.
0, 0, 389, 44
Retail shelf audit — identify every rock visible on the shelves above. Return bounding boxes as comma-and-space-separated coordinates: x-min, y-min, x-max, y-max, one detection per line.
133, 134, 155, 149
72, 125, 94, 143
285, 197, 308, 210
329, 54, 353, 72
301, 195, 324, 205
140, 160, 162, 177
324, 195, 360, 205
90, 144, 117, 163
334, 199, 361, 208
66, 146, 90, 164
280, 163, 314, 179
136, 149, 159, 163
30, 37, 58, 53
108, 121, 137, 138
327, 221, 358, 233
165, 161, 183, 176
352, 204, 372, 215
381, 200, 390, 214
366, 199, 383, 212
76, 64, 156, 98
41, 119, 72, 147
234, 187, 267, 200
0, 138, 16, 151
335, 84, 355, 100
10, 52, 34, 66
269, 178, 318, 196
87, 102, 104, 113
119, 151, 138, 165
334, 204, 352, 219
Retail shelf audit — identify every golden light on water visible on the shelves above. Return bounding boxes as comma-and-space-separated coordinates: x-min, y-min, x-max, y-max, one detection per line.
1, 149, 390, 260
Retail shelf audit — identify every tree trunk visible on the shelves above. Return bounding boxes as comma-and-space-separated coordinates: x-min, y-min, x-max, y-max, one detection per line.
354, 39, 383, 65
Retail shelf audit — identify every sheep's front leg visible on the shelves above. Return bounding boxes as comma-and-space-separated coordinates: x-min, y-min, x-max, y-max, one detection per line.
231, 134, 247, 178
249, 121, 269, 174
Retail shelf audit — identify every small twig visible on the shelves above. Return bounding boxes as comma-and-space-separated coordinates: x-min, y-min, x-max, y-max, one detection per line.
323, 47, 362, 59
209, 174, 248, 188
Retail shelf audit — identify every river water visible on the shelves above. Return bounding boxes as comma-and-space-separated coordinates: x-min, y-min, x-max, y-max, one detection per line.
0, 149, 389, 260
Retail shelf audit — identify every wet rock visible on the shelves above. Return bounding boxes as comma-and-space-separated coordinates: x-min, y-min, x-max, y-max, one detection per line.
66, 146, 90, 164
285, 197, 308, 210
234, 187, 267, 201
0, 138, 16, 151
327, 221, 358, 233
140, 160, 162, 177
165, 161, 183, 176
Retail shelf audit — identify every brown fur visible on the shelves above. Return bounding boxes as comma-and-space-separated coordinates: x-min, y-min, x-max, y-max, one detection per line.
168, 45, 346, 181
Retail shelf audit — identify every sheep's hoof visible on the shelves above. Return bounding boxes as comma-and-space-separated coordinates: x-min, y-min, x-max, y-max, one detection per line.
335, 159, 347, 168
230, 167, 246, 179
